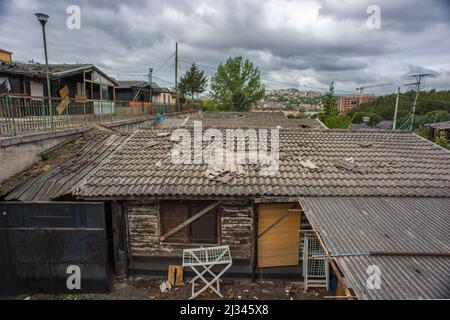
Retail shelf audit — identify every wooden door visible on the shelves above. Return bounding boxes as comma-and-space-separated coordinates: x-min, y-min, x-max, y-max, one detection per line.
257, 204, 301, 268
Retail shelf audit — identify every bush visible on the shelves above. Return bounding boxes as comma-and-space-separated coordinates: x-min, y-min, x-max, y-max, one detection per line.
202, 100, 232, 111
321, 114, 352, 129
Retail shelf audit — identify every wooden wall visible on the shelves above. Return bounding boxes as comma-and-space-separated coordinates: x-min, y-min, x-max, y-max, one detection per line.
126, 200, 254, 260
220, 200, 254, 259
127, 201, 160, 255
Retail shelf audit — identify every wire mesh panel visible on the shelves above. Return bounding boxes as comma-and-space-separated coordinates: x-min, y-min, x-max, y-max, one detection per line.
183, 245, 232, 266
303, 233, 329, 291
182, 246, 233, 299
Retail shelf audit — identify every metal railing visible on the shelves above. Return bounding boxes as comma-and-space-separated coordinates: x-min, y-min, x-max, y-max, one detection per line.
0, 94, 182, 136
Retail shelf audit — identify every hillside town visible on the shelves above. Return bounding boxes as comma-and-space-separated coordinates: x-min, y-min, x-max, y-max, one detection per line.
0, 0, 449, 312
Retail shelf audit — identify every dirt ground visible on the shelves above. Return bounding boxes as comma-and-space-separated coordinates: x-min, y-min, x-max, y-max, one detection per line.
11, 277, 332, 300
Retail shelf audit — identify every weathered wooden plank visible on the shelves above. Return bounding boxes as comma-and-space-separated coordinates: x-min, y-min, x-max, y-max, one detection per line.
159, 202, 218, 242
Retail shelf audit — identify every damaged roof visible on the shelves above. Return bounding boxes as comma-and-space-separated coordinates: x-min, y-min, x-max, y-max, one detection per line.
186, 111, 324, 129
425, 120, 450, 130
0, 61, 118, 84
299, 197, 450, 299
150, 112, 324, 129
75, 128, 450, 198
1, 128, 128, 201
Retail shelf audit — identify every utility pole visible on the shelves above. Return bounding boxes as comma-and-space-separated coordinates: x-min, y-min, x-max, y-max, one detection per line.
175, 42, 179, 112
393, 87, 400, 131
408, 74, 431, 131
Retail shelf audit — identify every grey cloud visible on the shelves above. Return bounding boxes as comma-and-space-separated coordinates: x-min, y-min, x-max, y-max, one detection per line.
0, 0, 448, 93
319, 0, 450, 32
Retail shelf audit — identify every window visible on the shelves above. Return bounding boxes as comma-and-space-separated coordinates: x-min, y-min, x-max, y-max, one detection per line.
30, 81, 43, 97
160, 201, 218, 244
76, 82, 83, 96
102, 85, 109, 100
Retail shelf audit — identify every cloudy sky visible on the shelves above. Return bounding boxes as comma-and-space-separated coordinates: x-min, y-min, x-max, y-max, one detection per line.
0, 0, 449, 94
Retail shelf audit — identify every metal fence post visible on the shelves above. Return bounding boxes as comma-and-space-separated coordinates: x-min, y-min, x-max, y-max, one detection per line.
100, 100, 103, 123
7, 94, 16, 136
83, 101, 87, 126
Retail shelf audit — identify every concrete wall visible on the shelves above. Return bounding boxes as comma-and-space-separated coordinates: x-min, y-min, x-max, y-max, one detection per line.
0, 128, 85, 182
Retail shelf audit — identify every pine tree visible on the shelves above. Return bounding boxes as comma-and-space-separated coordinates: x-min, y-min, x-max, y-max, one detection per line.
178, 63, 208, 101
323, 82, 339, 117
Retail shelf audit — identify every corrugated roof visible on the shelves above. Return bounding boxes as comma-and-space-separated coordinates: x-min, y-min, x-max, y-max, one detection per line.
425, 121, 450, 130
1, 129, 128, 201
299, 197, 450, 299
152, 116, 190, 129
75, 128, 450, 198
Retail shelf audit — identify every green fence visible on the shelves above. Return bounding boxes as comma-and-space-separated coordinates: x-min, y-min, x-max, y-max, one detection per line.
0, 94, 181, 136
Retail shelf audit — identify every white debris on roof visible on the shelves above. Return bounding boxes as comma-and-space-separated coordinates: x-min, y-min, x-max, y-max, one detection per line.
300, 159, 318, 170
204, 164, 248, 183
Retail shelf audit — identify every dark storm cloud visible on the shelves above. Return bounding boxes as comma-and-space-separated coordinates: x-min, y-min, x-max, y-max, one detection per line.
0, 0, 448, 93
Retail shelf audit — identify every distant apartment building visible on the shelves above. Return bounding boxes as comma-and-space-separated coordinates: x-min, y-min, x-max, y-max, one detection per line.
338, 95, 376, 113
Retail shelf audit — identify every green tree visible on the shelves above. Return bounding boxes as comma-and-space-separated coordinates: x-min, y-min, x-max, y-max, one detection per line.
323, 114, 352, 129
346, 89, 450, 124
319, 82, 350, 128
210, 57, 265, 111
435, 130, 448, 148
322, 82, 339, 117
178, 63, 208, 101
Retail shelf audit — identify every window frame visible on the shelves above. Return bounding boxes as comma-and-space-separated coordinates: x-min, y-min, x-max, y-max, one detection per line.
159, 201, 219, 245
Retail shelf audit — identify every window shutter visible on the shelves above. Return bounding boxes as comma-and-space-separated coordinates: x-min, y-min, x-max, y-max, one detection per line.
160, 202, 189, 243
189, 202, 217, 244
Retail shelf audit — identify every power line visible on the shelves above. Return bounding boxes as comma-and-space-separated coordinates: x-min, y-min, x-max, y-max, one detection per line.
154, 53, 175, 74
179, 59, 216, 71
180, 59, 357, 93
153, 75, 175, 86
261, 78, 357, 94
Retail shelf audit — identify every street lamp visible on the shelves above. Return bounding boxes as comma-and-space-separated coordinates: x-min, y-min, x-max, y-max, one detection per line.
148, 68, 153, 104
35, 12, 54, 128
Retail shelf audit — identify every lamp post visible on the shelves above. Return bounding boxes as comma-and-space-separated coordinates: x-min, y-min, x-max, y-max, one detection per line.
148, 68, 153, 103
35, 13, 54, 128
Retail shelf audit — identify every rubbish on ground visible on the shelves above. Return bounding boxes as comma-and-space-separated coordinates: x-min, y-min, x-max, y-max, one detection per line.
160, 280, 172, 293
